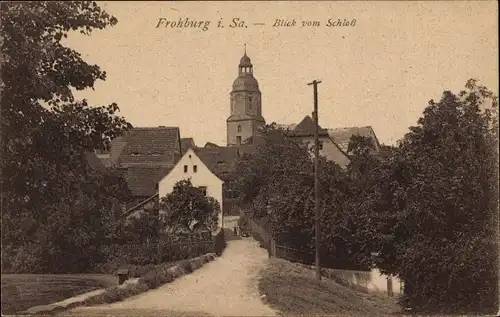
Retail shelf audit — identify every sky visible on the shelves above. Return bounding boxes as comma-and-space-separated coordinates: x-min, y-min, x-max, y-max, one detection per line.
66, 1, 498, 146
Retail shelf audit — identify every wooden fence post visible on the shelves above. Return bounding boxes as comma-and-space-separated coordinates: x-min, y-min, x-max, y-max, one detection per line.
387, 276, 393, 297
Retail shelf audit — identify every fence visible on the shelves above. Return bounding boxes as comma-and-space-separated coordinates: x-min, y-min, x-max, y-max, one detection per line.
223, 198, 244, 216
239, 209, 402, 297
239, 209, 272, 249
275, 244, 313, 265
100, 239, 214, 265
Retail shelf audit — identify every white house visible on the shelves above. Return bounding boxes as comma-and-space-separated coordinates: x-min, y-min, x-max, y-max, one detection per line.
158, 148, 224, 231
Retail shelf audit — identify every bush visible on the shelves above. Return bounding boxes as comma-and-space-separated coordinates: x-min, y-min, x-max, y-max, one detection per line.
96, 237, 215, 270
214, 230, 226, 256
84, 255, 213, 307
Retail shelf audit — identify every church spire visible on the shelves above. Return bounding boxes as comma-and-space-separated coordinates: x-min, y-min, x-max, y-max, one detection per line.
239, 44, 252, 75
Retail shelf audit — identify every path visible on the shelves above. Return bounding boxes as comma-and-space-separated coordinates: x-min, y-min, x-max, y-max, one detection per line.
66, 237, 278, 316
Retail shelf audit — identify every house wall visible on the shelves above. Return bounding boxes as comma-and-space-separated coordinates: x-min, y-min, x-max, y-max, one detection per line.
293, 135, 350, 168
158, 149, 224, 230
329, 268, 403, 296
298, 264, 403, 296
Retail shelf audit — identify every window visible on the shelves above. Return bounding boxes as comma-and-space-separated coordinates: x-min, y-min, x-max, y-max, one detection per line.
198, 186, 207, 196
237, 125, 242, 132
183, 165, 188, 173
236, 136, 242, 145
225, 190, 238, 199
193, 165, 198, 173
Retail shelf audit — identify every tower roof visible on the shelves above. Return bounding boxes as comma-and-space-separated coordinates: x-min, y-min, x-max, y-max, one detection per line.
239, 44, 252, 67
232, 75, 259, 91
233, 47, 259, 91
239, 53, 252, 67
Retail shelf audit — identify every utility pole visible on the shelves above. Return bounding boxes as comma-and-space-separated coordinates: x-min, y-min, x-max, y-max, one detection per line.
308, 79, 322, 281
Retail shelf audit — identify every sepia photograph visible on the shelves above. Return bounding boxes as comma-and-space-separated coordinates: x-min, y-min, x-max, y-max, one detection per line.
1, 1, 499, 316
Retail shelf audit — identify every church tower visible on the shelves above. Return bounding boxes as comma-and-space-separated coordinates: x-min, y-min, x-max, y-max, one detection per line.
226, 47, 265, 146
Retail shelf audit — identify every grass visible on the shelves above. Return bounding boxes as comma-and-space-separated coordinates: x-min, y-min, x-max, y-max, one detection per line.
259, 258, 401, 316
1, 254, 215, 315
1, 274, 115, 315
62, 308, 213, 316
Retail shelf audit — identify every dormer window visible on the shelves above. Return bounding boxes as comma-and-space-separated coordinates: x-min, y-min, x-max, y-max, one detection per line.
131, 152, 140, 156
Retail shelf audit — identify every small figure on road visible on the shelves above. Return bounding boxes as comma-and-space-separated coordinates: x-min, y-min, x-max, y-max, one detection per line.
233, 226, 238, 236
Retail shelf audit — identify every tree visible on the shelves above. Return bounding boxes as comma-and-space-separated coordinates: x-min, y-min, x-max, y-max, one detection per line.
1, 1, 131, 273
370, 79, 499, 313
232, 125, 372, 269
160, 180, 220, 234
232, 124, 312, 212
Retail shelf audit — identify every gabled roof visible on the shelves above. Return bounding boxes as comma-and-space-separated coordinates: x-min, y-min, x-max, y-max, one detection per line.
160, 148, 224, 184
194, 146, 240, 181
180, 138, 196, 153
109, 135, 127, 163
84, 152, 107, 172
288, 115, 329, 137
204, 142, 219, 148
328, 126, 380, 152
124, 166, 172, 197
110, 127, 181, 167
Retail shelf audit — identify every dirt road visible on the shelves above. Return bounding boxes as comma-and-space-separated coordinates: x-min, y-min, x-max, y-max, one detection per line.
67, 238, 278, 316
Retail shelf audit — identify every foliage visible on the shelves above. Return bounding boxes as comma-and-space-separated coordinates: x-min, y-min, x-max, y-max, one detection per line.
368, 79, 499, 313
120, 209, 163, 244
160, 179, 220, 234
235, 79, 499, 313
1, 1, 131, 273
232, 125, 372, 270
83, 255, 215, 309
232, 125, 313, 209
98, 239, 214, 267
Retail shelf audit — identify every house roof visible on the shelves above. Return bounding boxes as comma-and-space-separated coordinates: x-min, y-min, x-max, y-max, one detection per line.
204, 142, 219, 148
84, 152, 107, 172
274, 123, 297, 131
194, 146, 240, 181
98, 156, 116, 168
180, 138, 196, 153
288, 115, 329, 137
124, 166, 172, 197
109, 135, 127, 164
328, 126, 379, 152
110, 127, 181, 167
236, 144, 257, 157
